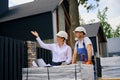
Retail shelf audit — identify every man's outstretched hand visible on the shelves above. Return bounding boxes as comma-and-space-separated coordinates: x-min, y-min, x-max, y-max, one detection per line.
31, 31, 39, 38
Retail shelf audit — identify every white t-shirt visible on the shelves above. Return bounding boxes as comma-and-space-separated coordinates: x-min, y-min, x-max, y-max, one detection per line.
36, 37, 72, 64
74, 37, 94, 55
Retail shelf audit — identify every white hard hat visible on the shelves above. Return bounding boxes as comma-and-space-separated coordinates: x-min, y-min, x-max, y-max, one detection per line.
56, 31, 68, 39
73, 26, 86, 34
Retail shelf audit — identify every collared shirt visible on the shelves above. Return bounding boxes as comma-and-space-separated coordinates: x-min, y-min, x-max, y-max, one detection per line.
36, 37, 72, 64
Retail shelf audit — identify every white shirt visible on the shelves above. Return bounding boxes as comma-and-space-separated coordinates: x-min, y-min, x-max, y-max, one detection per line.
36, 37, 72, 64
74, 37, 94, 55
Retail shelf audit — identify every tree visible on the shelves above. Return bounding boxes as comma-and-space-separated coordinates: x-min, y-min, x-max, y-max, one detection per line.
113, 25, 120, 37
97, 7, 113, 38
69, 0, 80, 49
97, 7, 120, 38
69, 0, 100, 49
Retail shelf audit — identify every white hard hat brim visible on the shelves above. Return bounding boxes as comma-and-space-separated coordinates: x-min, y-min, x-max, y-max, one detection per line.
56, 34, 67, 39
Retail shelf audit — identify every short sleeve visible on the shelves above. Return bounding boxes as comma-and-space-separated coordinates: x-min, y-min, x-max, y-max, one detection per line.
84, 37, 92, 46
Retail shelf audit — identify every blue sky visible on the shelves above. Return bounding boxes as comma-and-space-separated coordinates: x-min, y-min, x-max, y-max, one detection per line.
9, 0, 120, 29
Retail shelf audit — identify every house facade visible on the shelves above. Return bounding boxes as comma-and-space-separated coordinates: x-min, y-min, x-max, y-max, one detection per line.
0, 0, 70, 66
0, 0, 107, 79
0, 0, 70, 80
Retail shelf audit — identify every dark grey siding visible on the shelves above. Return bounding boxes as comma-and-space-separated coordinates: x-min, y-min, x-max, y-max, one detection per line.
0, 12, 53, 41
0, 0, 8, 16
0, 36, 28, 80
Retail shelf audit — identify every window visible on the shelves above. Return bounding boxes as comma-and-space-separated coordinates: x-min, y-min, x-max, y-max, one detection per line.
9, 0, 34, 7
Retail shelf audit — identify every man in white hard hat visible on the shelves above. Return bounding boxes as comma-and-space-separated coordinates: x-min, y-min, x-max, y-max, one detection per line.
31, 31, 72, 66
72, 26, 93, 64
